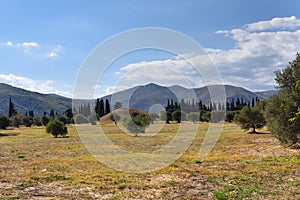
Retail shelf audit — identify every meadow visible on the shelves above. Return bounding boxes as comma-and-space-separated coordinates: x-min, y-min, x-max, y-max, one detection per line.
0, 122, 299, 199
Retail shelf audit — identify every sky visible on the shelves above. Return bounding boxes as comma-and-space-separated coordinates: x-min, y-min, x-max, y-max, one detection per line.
0, 0, 300, 98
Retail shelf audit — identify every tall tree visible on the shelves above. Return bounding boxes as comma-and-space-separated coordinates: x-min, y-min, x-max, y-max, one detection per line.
105, 99, 111, 115
50, 109, 55, 117
8, 98, 16, 118
29, 110, 34, 118
265, 53, 300, 146
95, 98, 105, 118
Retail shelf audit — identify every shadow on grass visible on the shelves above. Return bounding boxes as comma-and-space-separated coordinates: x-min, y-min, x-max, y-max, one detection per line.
248, 131, 270, 134
0, 132, 20, 137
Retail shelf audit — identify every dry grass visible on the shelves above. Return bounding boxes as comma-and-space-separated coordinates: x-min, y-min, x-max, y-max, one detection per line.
0, 122, 299, 199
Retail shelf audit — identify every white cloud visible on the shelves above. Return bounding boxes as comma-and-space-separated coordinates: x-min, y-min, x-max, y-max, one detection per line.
245, 16, 300, 31
16, 42, 40, 53
17, 42, 39, 48
116, 16, 300, 91
1, 40, 62, 57
0, 41, 14, 47
48, 44, 62, 58
48, 51, 57, 57
114, 71, 123, 75
0, 73, 71, 97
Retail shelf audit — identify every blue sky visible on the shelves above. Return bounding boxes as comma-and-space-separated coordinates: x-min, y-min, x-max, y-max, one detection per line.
0, 0, 300, 97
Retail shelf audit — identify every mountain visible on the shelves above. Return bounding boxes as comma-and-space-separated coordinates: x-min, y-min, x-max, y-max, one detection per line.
0, 83, 72, 116
0, 83, 277, 116
102, 83, 277, 112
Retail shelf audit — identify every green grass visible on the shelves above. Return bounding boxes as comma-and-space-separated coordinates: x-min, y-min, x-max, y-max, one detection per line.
0, 122, 299, 199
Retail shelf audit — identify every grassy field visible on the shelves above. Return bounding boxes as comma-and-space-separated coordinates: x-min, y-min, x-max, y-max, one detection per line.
0, 122, 299, 199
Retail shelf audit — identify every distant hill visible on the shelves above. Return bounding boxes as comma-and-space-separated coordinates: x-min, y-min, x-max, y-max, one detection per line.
0, 83, 277, 116
102, 83, 278, 112
0, 83, 72, 116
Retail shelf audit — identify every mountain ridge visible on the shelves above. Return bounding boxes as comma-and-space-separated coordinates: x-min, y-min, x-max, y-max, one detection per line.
0, 83, 277, 115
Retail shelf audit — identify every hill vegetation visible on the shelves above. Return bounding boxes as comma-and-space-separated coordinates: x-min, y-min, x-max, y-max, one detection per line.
0, 83, 71, 116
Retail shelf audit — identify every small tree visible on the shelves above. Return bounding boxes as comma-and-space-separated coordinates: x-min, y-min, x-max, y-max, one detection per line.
149, 113, 158, 124
41, 116, 50, 126
0, 116, 10, 129
187, 112, 200, 123
56, 115, 67, 125
10, 116, 22, 128
159, 111, 166, 121
74, 114, 88, 124
235, 106, 265, 133
46, 119, 68, 138
33, 117, 43, 126
123, 113, 150, 136
110, 113, 120, 125
172, 110, 181, 123
22, 116, 33, 127
88, 114, 98, 125
114, 102, 122, 110
166, 111, 172, 124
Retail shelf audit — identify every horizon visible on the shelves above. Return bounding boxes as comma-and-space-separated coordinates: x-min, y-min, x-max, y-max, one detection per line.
0, 1, 299, 98
0, 81, 277, 99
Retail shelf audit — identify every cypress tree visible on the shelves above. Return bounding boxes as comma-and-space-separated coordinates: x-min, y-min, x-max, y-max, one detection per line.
105, 99, 110, 115
8, 98, 16, 118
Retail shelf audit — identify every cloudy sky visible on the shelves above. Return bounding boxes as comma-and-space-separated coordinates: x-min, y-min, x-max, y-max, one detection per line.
1, 0, 300, 97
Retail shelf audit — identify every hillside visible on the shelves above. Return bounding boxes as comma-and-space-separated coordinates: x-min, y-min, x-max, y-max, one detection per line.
102, 83, 277, 112
0, 83, 277, 115
0, 83, 72, 116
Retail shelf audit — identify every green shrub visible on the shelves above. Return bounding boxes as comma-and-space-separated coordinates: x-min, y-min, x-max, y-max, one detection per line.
87, 114, 97, 125
41, 116, 50, 126
214, 191, 228, 200
123, 113, 150, 136
187, 112, 200, 123
10, 116, 22, 128
74, 114, 88, 124
22, 116, 33, 127
46, 119, 68, 138
172, 110, 181, 123
0, 116, 10, 129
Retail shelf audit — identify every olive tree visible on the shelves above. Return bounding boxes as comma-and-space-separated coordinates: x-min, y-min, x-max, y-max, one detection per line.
235, 105, 265, 133
265, 53, 300, 146
46, 119, 68, 138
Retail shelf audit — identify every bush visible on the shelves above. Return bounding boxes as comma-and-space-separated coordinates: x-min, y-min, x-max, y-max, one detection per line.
74, 114, 88, 124
265, 92, 299, 145
46, 119, 68, 137
0, 116, 10, 129
110, 113, 120, 125
226, 111, 237, 123
10, 116, 22, 128
33, 117, 43, 126
201, 111, 211, 122
22, 116, 33, 127
264, 53, 300, 146
41, 116, 50, 126
149, 113, 158, 124
172, 110, 181, 123
159, 111, 166, 121
187, 112, 200, 123
181, 111, 187, 121
235, 105, 265, 133
56, 116, 67, 125
123, 113, 150, 136
166, 111, 172, 123
211, 110, 225, 123
88, 114, 98, 125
